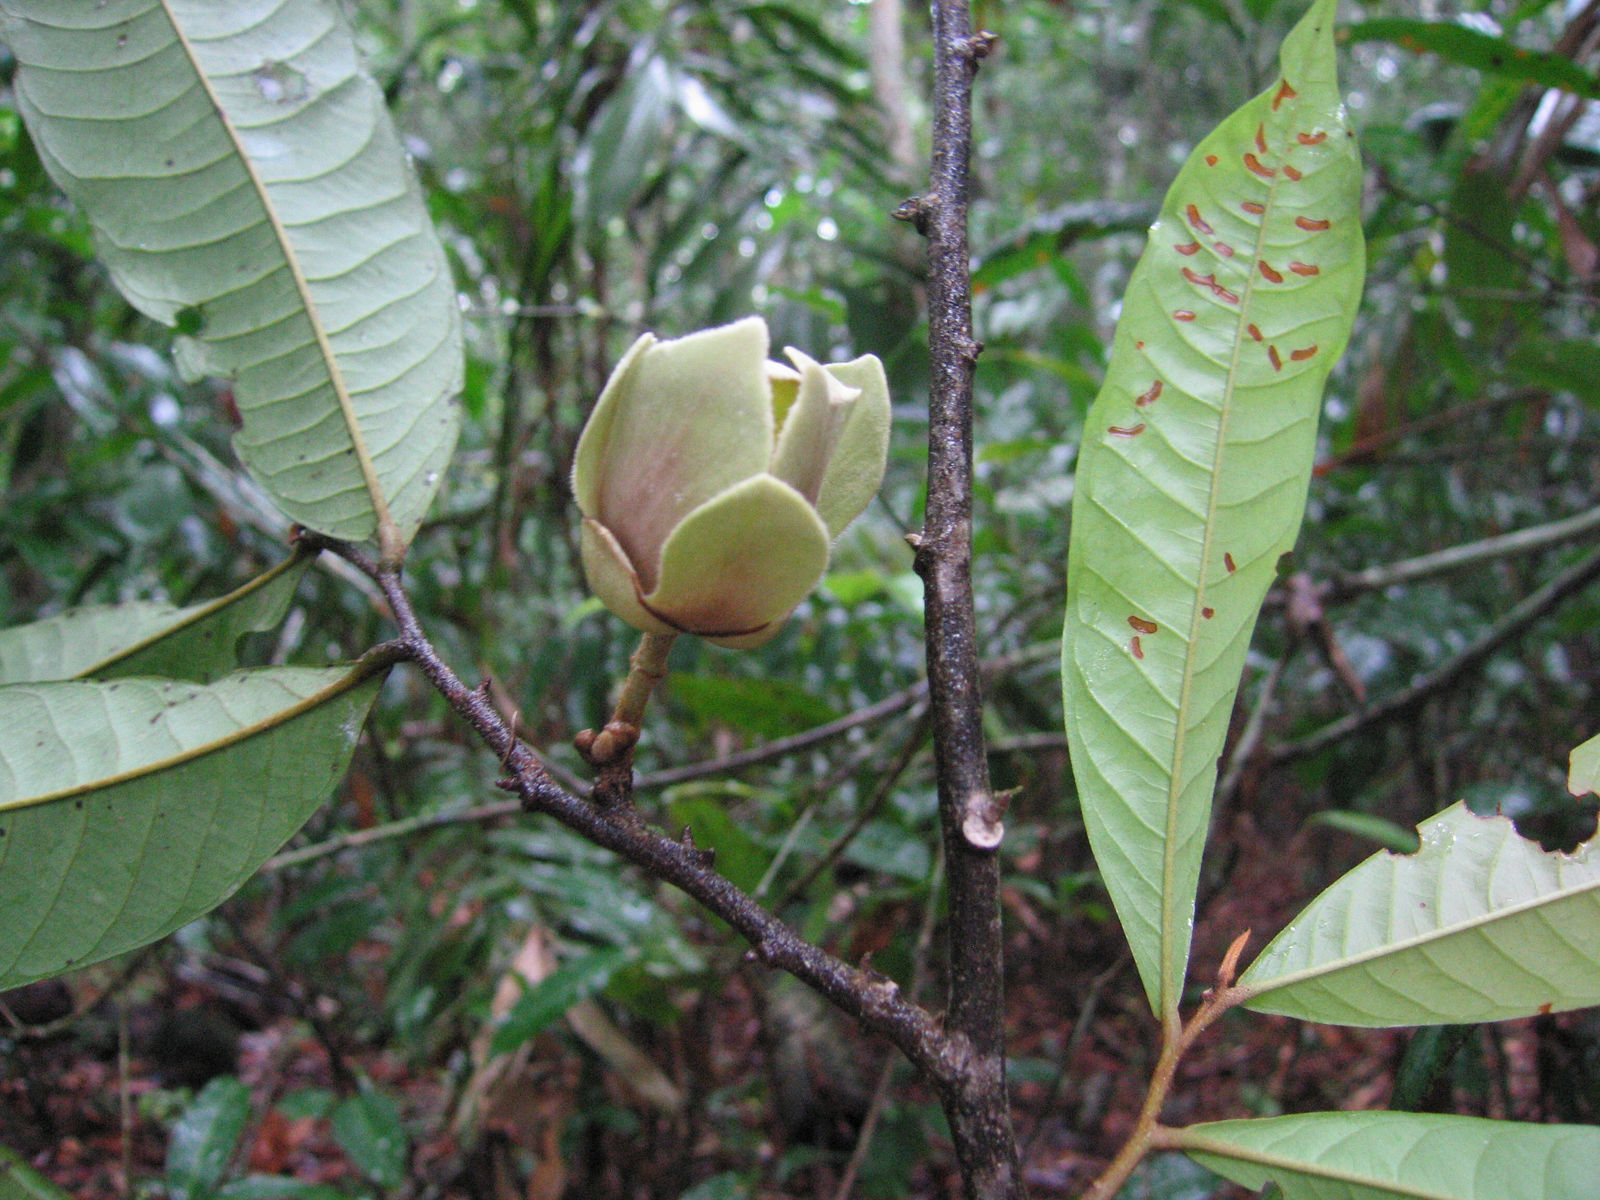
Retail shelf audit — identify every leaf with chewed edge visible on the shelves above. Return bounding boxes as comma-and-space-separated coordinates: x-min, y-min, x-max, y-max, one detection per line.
1236, 802, 1600, 1026
1061, 0, 1364, 1020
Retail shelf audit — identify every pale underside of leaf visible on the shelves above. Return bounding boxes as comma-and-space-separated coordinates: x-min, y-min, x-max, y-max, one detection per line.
0, 0, 462, 553
1061, 0, 1364, 1019
0, 555, 307, 685
1179, 1111, 1600, 1200
0, 666, 380, 989
1237, 802, 1600, 1026
1568, 730, 1600, 798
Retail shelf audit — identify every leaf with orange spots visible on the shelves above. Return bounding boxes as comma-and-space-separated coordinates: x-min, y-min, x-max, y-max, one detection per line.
1060, 0, 1363, 1021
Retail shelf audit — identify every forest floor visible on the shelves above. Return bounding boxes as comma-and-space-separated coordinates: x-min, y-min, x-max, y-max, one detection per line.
1, 801, 1581, 1200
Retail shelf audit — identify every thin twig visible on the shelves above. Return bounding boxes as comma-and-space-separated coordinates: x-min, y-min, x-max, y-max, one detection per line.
635, 643, 1054, 792
777, 708, 932, 910
1321, 504, 1600, 602
1214, 649, 1291, 810
832, 848, 947, 1200
262, 800, 522, 872
1272, 544, 1600, 765
295, 535, 962, 1092
1081, 954, 1251, 1200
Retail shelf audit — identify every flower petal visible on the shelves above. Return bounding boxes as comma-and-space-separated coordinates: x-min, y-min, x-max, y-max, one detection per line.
572, 331, 656, 518
579, 517, 679, 637
769, 351, 859, 513
577, 317, 775, 592
642, 473, 831, 649
803, 353, 892, 537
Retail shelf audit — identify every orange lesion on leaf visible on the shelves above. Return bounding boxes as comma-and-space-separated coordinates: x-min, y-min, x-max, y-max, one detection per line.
1128, 615, 1158, 634
1181, 267, 1240, 305
1272, 78, 1298, 110
1241, 201, 1266, 216
1136, 380, 1163, 407
1295, 216, 1331, 231
1258, 261, 1284, 284
1175, 241, 1202, 255
1289, 261, 1320, 276
1268, 345, 1283, 371
1108, 423, 1146, 437
1185, 203, 1214, 235
1297, 130, 1327, 145
1243, 153, 1275, 179
1290, 345, 1318, 362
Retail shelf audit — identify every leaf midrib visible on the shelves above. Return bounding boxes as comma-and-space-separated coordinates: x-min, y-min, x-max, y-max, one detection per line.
1159, 103, 1293, 1023
159, 0, 399, 558
0, 668, 374, 815
1179, 1131, 1467, 1200
1239, 871, 1600, 1004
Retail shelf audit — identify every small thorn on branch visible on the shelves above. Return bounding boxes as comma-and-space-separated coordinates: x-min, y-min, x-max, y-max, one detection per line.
678, 826, 716, 869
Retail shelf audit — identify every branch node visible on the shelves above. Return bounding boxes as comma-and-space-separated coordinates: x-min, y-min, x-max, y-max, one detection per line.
892, 194, 934, 236
577, 720, 640, 767
959, 788, 1009, 851
966, 30, 999, 63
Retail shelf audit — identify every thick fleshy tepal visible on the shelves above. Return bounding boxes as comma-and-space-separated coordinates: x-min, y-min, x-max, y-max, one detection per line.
572, 317, 890, 649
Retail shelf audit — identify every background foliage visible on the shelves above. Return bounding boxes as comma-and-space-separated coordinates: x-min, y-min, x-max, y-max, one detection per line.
2, 0, 1599, 1196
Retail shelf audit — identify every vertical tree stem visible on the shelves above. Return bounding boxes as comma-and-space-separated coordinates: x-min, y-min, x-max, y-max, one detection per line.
914, 4, 1023, 1197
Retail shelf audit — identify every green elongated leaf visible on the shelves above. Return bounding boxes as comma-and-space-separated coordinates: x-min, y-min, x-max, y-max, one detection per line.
0, 1145, 73, 1200
490, 944, 632, 1055
0, 0, 462, 555
329, 1087, 407, 1188
1179, 1111, 1600, 1200
1568, 731, 1600, 797
167, 1077, 250, 1200
0, 555, 307, 685
0, 664, 381, 990
1237, 802, 1600, 1026
1342, 19, 1600, 100
1304, 809, 1421, 853
574, 55, 673, 233
1061, 0, 1364, 1018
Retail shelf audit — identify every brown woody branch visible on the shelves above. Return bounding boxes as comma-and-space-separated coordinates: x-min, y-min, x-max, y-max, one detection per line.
902, 3, 1025, 1196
